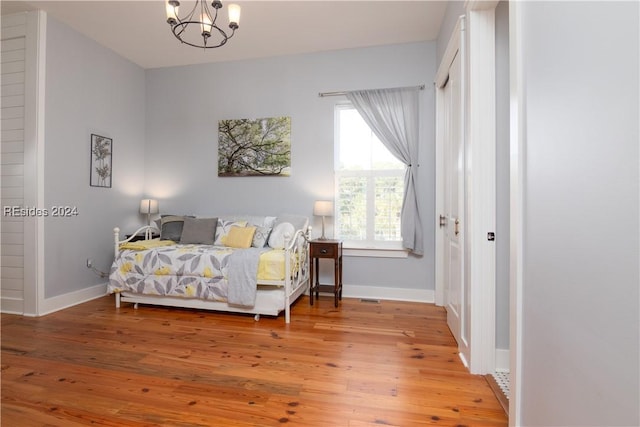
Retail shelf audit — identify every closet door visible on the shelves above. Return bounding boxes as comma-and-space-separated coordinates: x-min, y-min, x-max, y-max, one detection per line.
442, 50, 469, 365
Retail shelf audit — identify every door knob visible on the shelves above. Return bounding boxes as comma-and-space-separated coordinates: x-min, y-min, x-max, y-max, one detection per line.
454, 218, 460, 236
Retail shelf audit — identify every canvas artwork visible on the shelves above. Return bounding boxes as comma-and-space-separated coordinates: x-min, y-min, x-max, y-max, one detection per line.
90, 134, 112, 188
218, 116, 291, 177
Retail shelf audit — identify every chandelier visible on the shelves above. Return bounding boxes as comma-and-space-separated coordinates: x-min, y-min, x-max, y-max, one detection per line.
165, 0, 241, 49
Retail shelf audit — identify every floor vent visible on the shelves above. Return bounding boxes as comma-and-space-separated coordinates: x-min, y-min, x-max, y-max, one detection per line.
360, 298, 381, 304
492, 371, 510, 399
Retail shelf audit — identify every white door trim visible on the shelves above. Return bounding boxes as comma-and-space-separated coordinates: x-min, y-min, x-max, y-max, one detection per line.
465, 4, 497, 375
508, 1, 525, 424
22, 10, 46, 316
435, 3, 498, 376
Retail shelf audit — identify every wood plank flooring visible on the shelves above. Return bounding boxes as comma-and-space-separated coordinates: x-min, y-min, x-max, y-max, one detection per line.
1, 296, 507, 426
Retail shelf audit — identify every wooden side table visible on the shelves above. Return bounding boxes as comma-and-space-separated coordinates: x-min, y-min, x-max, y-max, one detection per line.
309, 239, 343, 307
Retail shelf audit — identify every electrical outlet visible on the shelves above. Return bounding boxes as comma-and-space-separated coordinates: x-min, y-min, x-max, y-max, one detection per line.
86, 258, 93, 268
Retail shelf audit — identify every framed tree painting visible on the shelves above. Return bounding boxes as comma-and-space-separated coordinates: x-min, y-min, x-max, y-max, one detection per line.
218, 116, 291, 177
90, 134, 112, 188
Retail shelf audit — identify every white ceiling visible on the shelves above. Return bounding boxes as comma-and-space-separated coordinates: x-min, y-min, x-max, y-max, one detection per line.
1, 1, 448, 69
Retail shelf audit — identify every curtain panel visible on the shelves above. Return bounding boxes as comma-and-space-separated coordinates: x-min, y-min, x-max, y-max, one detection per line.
345, 88, 423, 255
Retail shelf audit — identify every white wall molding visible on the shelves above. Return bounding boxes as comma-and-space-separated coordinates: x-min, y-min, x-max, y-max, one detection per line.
37, 283, 108, 317
342, 284, 434, 304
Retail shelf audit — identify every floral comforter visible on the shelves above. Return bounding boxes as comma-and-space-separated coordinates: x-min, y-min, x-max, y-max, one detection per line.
108, 244, 270, 306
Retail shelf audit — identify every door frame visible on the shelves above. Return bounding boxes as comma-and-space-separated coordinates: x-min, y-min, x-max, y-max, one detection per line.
435, 1, 498, 375
23, 10, 46, 316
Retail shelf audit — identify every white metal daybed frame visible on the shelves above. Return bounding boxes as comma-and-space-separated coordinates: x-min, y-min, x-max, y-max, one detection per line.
111, 225, 310, 323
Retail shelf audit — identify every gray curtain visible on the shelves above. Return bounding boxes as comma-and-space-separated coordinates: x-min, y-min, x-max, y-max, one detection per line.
345, 87, 423, 255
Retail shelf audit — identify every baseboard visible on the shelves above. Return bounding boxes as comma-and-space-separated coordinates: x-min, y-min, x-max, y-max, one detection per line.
342, 284, 435, 303
495, 348, 510, 372
16, 282, 434, 317
38, 282, 108, 316
1, 296, 24, 315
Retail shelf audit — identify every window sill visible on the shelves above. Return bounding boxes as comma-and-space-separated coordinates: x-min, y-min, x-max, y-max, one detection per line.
342, 242, 409, 259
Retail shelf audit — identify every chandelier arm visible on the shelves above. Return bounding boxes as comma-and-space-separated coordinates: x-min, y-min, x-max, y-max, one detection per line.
180, 1, 199, 23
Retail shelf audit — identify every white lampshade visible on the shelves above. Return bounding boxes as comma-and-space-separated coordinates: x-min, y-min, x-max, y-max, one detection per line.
313, 200, 333, 217
165, 1, 178, 23
200, 12, 213, 34
228, 3, 241, 25
139, 199, 159, 215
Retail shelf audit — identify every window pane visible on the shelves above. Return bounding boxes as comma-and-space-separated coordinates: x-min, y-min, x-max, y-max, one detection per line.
335, 105, 404, 245
336, 176, 367, 240
337, 109, 403, 171
375, 175, 403, 241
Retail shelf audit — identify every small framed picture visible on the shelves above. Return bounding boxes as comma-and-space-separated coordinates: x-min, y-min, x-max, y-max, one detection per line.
90, 134, 112, 188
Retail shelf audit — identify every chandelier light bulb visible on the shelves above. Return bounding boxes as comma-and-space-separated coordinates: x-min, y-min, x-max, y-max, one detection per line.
228, 4, 241, 28
165, 0, 179, 24
200, 12, 212, 36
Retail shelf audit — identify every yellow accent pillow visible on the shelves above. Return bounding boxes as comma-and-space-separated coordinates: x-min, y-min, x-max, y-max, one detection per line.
221, 226, 257, 249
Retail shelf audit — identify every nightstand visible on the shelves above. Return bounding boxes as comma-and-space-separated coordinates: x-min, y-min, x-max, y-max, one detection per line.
309, 239, 343, 307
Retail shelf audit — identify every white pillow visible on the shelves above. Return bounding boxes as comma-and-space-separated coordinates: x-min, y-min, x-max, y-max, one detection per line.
268, 222, 295, 249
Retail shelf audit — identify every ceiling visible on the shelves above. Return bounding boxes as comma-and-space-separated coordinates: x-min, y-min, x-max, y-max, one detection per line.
1, 1, 448, 69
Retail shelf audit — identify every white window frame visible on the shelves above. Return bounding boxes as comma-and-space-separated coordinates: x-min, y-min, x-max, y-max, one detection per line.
334, 103, 408, 258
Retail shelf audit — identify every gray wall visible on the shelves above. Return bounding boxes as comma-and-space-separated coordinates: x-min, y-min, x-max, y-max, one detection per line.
519, 1, 639, 425
435, 0, 465, 66
144, 42, 437, 294
44, 16, 146, 298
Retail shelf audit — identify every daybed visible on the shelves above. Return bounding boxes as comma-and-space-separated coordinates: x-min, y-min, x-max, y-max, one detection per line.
108, 214, 310, 323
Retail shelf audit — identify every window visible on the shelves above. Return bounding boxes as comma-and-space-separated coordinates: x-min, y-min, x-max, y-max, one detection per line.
335, 104, 405, 249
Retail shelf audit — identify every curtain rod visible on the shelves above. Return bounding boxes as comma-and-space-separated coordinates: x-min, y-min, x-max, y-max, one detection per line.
318, 84, 425, 98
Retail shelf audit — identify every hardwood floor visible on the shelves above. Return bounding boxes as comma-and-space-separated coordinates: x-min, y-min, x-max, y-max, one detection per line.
1, 296, 507, 426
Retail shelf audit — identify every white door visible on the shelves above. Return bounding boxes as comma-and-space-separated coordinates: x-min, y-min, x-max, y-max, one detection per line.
442, 50, 470, 364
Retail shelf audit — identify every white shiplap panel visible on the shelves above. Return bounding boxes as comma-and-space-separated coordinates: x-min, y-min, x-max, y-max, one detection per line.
1, 83, 24, 97
1, 25, 27, 40
1, 72, 25, 86
1, 60, 25, 74
0, 232, 24, 245
1, 281, 24, 294
1, 153, 23, 164
1, 267, 24, 282
0, 214, 23, 223
0, 199, 24, 207
1, 95, 24, 108
1, 129, 24, 142
1, 216, 24, 226
1, 25, 26, 311
1, 117, 24, 129
2, 175, 24, 187
1, 187, 23, 199
1, 49, 25, 64
1, 164, 24, 175
1, 255, 23, 268
1, 38, 25, 52
1, 106, 24, 119
1, 221, 24, 233
1, 141, 24, 153
1, 13, 27, 27
1, 244, 23, 256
